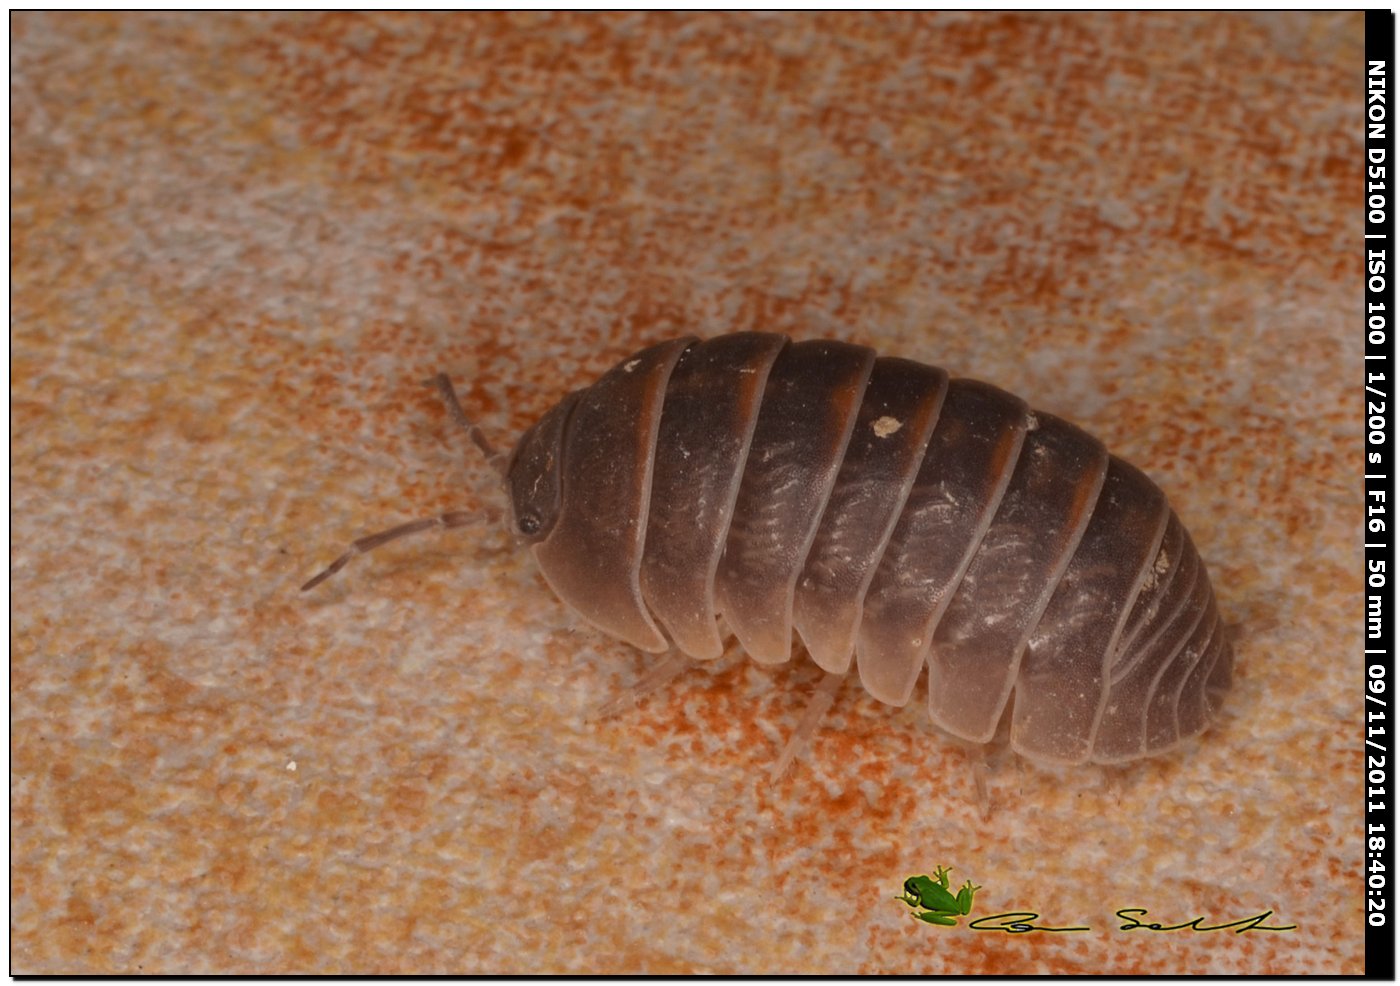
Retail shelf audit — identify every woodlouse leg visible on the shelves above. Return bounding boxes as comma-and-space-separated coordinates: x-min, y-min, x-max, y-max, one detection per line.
300, 512, 479, 591
1101, 764, 1130, 808
949, 739, 994, 820
427, 373, 507, 476
770, 672, 847, 783
587, 651, 695, 721
972, 753, 992, 821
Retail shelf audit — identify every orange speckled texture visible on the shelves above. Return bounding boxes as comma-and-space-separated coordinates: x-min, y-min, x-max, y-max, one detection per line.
11, 11, 1361, 974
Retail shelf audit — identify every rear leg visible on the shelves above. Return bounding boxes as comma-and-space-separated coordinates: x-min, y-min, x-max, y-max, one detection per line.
588, 649, 851, 784
950, 695, 1024, 819
587, 651, 697, 722
770, 671, 847, 782
967, 743, 993, 821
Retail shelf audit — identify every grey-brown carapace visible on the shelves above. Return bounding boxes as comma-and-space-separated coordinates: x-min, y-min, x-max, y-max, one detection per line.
501, 333, 1232, 766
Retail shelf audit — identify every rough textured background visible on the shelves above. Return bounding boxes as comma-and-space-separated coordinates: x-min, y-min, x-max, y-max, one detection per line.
11, 11, 1361, 974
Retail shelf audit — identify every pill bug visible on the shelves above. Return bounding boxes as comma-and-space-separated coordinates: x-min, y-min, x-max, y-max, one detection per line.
305, 333, 1232, 769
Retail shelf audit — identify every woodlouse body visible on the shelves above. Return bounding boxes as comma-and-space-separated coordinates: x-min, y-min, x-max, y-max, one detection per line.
505, 333, 1232, 765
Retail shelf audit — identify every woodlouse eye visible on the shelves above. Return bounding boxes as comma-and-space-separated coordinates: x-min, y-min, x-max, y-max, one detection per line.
516, 512, 542, 536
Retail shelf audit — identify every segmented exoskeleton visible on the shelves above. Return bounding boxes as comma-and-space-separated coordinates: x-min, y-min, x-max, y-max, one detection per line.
306, 333, 1233, 769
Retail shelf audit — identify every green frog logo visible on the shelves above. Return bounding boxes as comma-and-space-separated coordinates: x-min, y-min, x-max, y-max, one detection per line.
896, 865, 981, 926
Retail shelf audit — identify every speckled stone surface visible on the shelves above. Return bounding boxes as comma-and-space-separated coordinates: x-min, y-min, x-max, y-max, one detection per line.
11, 11, 1362, 974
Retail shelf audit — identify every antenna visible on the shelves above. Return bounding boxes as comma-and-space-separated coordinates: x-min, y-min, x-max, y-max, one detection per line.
301, 374, 501, 591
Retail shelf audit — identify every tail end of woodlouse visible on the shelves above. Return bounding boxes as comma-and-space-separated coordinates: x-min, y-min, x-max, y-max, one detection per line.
769, 672, 846, 783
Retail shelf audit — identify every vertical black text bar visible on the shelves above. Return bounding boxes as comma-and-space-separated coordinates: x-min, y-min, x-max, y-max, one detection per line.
1366, 9, 1396, 980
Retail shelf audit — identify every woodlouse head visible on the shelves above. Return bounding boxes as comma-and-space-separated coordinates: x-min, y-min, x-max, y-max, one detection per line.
502, 390, 580, 545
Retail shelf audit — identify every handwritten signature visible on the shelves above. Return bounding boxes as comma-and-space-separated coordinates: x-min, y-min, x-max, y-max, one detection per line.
965, 908, 1296, 935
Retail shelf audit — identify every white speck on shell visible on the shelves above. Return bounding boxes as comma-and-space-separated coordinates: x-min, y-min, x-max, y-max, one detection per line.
872, 416, 903, 438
